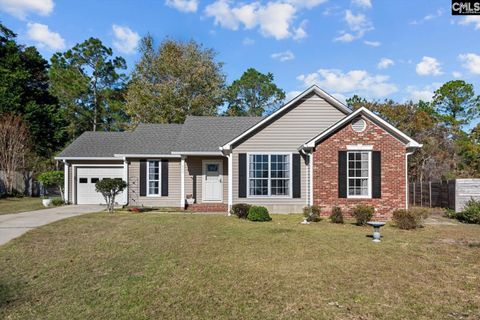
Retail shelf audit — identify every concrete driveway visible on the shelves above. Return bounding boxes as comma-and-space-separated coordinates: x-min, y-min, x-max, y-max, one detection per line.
0, 205, 104, 246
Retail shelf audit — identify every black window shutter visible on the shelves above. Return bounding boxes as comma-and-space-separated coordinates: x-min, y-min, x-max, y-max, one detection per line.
338, 151, 347, 198
292, 153, 301, 198
372, 151, 381, 198
239, 153, 247, 198
140, 160, 147, 196
161, 159, 169, 196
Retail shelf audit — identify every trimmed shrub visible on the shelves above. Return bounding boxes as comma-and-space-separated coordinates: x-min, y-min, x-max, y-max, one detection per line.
352, 205, 374, 226
456, 199, 480, 224
330, 206, 344, 224
444, 209, 457, 219
51, 198, 64, 206
392, 208, 429, 230
303, 205, 322, 222
231, 203, 251, 219
247, 206, 272, 222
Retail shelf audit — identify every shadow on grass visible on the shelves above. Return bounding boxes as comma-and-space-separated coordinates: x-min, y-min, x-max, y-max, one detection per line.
0, 278, 23, 308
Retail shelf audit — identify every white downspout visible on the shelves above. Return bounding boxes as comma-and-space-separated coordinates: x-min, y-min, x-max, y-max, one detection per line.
227, 153, 233, 215
63, 160, 69, 204
180, 156, 186, 210
309, 152, 314, 206
405, 151, 414, 209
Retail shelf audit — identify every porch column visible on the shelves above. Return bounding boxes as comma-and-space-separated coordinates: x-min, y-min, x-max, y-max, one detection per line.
227, 153, 233, 215
123, 158, 129, 205
63, 160, 69, 204
180, 156, 186, 209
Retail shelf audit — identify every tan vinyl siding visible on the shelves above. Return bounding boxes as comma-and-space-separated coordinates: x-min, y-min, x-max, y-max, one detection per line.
128, 158, 181, 207
185, 156, 227, 204
232, 93, 347, 213
67, 160, 124, 204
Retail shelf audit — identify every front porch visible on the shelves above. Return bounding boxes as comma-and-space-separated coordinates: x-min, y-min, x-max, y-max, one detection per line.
181, 155, 230, 211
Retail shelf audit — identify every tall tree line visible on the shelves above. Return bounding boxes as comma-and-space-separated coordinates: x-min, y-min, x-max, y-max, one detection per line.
1, 20, 480, 182
347, 80, 480, 181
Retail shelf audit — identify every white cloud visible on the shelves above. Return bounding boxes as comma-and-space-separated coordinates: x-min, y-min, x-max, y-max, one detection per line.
345, 10, 373, 33
452, 71, 462, 78
205, 0, 327, 40
165, 0, 198, 12
458, 16, 480, 30
410, 9, 443, 25
364, 40, 380, 47
205, 0, 240, 30
352, 0, 371, 8
416, 56, 443, 76
0, 0, 53, 19
242, 37, 255, 45
287, 0, 327, 9
26, 22, 65, 51
459, 53, 480, 75
297, 68, 398, 98
286, 90, 302, 101
334, 10, 373, 42
406, 83, 441, 102
331, 93, 347, 103
271, 50, 295, 62
334, 32, 356, 42
377, 58, 394, 69
205, 0, 302, 40
293, 19, 308, 40
112, 25, 140, 54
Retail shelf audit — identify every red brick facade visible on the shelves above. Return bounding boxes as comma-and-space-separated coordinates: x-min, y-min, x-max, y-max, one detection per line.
312, 116, 407, 219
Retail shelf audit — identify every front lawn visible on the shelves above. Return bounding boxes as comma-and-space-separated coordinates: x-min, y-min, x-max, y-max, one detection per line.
0, 213, 479, 319
0, 197, 44, 215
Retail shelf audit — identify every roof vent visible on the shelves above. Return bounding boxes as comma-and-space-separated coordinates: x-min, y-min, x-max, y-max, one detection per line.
351, 118, 366, 132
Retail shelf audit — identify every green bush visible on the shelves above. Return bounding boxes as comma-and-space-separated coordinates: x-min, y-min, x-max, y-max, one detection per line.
444, 208, 457, 219
392, 208, 429, 230
330, 206, 344, 224
247, 206, 272, 222
456, 199, 480, 224
231, 203, 251, 219
303, 205, 322, 222
51, 198, 64, 206
352, 205, 375, 226
95, 179, 128, 213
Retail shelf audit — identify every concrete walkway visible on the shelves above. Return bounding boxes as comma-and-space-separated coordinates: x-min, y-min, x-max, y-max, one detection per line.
0, 205, 104, 246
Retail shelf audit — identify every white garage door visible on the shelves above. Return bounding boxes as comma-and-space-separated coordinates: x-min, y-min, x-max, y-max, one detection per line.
76, 167, 125, 205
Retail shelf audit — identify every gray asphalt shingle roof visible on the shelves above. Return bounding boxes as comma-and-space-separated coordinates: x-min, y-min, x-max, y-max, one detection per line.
57, 116, 263, 158
174, 116, 263, 152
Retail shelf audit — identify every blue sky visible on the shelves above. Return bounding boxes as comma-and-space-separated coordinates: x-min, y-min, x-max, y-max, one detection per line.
1, 0, 480, 105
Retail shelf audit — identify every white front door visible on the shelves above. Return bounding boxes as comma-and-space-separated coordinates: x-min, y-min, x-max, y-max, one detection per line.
203, 160, 223, 202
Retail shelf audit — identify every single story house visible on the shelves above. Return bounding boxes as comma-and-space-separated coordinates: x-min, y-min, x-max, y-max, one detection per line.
55, 85, 421, 217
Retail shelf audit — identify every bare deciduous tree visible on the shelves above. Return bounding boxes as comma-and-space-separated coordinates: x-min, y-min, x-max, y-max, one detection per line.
0, 114, 31, 195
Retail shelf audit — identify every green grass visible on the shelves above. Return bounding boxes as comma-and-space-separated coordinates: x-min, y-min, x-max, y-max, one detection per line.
0, 213, 479, 319
0, 197, 44, 215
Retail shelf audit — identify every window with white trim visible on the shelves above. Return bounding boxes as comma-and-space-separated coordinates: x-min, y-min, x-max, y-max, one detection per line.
347, 151, 370, 197
248, 154, 290, 196
147, 160, 160, 196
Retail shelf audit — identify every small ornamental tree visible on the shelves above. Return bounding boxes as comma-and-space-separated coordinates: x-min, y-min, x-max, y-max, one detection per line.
37, 171, 64, 201
95, 179, 127, 213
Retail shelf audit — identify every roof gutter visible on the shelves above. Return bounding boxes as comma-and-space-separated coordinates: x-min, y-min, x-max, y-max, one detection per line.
113, 154, 182, 158
171, 151, 224, 156
54, 157, 120, 161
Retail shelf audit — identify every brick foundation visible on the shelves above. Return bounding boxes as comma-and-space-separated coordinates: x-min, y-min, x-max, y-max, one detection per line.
312, 116, 407, 219
186, 203, 228, 212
